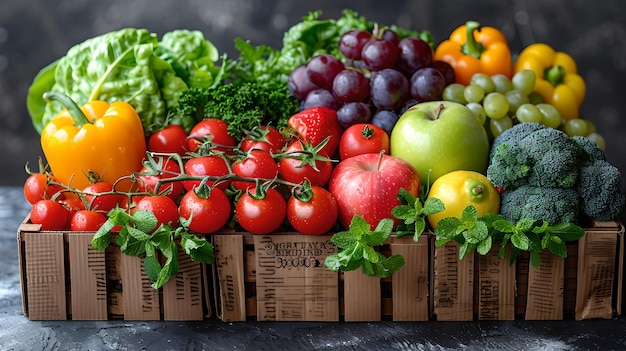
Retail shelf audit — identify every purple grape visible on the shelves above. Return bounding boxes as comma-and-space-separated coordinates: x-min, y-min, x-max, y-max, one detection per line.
371, 109, 399, 136
288, 65, 319, 100
306, 54, 345, 90
338, 30, 372, 60
369, 68, 409, 110
380, 29, 399, 45
302, 89, 341, 110
430, 60, 456, 85
336, 102, 372, 129
332, 69, 370, 103
362, 38, 398, 71
410, 67, 446, 102
396, 37, 433, 75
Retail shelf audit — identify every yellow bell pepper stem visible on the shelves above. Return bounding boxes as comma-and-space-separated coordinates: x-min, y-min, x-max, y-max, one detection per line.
41, 92, 147, 192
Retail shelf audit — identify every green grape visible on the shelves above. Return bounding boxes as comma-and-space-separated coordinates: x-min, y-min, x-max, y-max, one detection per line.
442, 83, 468, 104
464, 84, 485, 103
528, 92, 544, 104
585, 119, 597, 134
515, 104, 543, 124
536, 103, 562, 129
512, 69, 536, 95
490, 116, 513, 137
586, 132, 606, 150
492, 74, 513, 94
483, 92, 510, 120
505, 89, 530, 115
470, 73, 495, 94
564, 118, 589, 137
466, 102, 487, 125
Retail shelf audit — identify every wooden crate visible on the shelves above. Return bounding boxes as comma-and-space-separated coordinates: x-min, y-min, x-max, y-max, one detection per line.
432, 219, 623, 321
17, 217, 211, 321
213, 220, 623, 322
211, 233, 430, 322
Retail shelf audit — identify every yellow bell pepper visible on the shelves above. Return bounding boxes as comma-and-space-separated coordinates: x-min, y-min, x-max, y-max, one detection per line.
514, 43, 586, 120
41, 92, 147, 191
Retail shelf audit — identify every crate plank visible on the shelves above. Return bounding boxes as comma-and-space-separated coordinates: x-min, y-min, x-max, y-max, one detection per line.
525, 252, 564, 320
23, 232, 67, 320
68, 233, 108, 320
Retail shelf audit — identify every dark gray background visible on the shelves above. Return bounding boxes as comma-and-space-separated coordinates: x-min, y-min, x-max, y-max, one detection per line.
1, 0, 624, 221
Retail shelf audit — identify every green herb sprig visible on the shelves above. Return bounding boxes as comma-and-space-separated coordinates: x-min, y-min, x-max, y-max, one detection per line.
433, 204, 585, 267
92, 209, 215, 289
324, 215, 405, 278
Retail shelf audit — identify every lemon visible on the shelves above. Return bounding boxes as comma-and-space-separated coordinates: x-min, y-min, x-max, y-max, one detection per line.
426, 170, 501, 229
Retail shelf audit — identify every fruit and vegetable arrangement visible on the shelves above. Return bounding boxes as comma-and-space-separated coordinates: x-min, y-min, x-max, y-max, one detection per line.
22, 10, 625, 287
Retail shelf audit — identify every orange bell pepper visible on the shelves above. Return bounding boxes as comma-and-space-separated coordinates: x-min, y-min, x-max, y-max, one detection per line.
434, 21, 513, 86
40, 91, 147, 192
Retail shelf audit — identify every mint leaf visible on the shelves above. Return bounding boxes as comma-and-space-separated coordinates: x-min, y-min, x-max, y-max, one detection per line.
477, 236, 492, 255
181, 233, 215, 264
144, 243, 161, 283
152, 242, 179, 289
91, 219, 115, 250
131, 210, 159, 233
325, 215, 404, 278
423, 197, 445, 216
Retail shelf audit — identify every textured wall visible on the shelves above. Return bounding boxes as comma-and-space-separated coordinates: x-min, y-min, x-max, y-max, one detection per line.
1, 0, 624, 220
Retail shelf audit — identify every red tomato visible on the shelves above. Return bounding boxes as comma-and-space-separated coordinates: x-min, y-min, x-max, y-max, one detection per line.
23, 172, 65, 205
278, 141, 333, 187
135, 195, 180, 229
59, 197, 86, 218
70, 210, 108, 232
179, 187, 231, 234
137, 157, 184, 201
83, 182, 125, 213
231, 150, 279, 192
187, 119, 236, 154
183, 155, 231, 192
148, 124, 188, 155
287, 185, 338, 235
240, 126, 287, 154
339, 123, 390, 160
30, 199, 70, 231
235, 187, 287, 234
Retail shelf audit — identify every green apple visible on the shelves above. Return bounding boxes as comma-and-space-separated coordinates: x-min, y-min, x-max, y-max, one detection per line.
390, 101, 489, 186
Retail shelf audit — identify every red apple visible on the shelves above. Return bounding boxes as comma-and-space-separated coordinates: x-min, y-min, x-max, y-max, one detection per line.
328, 153, 421, 229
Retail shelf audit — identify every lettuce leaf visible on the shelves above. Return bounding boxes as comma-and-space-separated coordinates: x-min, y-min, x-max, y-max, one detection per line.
27, 28, 223, 135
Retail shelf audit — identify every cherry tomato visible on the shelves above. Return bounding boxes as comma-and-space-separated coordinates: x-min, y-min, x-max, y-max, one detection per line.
70, 210, 107, 232
179, 187, 231, 234
287, 185, 338, 235
23, 172, 65, 205
83, 181, 125, 213
240, 126, 287, 154
232, 150, 279, 192
135, 195, 180, 229
183, 155, 231, 192
235, 187, 287, 234
148, 124, 188, 155
59, 197, 86, 219
339, 123, 390, 160
278, 141, 333, 187
137, 157, 184, 201
30, 199, 70, 231
187, 119, 236, 154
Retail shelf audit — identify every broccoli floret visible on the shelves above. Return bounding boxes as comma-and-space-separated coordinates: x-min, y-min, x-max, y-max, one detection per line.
571, 135, 606, 164
499, 185, 581, 225
577, 159, 626, 221
489, 122, 546, 160
487, 123, 580, 190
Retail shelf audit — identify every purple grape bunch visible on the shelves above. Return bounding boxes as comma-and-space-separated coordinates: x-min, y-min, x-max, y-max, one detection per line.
288, 26, 455, 135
